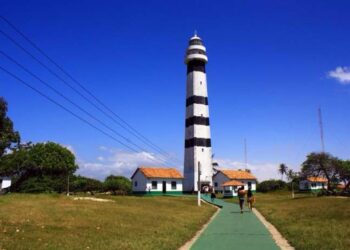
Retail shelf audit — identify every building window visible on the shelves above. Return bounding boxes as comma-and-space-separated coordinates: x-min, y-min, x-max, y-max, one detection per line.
134, 181, 137, 187
152, 181, 157, 189
248, 182, 252, 189
311, 183, 316, 188
214, 182, 218, 187
171, 181, 177, 190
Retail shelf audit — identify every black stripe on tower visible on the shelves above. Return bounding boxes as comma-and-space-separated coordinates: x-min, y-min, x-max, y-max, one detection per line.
185, 138, 211, 148
187, 60, 206, 74
186, 116, 209, 127
186, 96, 208, 107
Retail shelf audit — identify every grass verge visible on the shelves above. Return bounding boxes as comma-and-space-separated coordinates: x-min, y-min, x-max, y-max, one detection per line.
254, 191, 350, 250
0, 194, 215, 250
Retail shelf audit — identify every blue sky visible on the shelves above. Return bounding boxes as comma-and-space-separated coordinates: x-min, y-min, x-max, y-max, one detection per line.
1, 1, 350, 180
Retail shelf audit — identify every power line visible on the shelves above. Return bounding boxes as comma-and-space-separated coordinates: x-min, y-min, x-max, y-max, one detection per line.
0, 64, 166, 165
0, 15, 182, 164
0, 50, 173, 165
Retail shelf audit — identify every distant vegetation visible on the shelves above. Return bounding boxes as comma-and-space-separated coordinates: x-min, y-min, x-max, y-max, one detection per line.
0, 96, 131, 195
257, 179, 287, 193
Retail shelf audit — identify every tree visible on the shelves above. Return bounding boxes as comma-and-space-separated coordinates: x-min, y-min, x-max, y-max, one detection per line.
0, 142, 78, 192
286, 169, 300, 198
104, 175, 131, 195
278, 163, 288, 181
301, 152, 339, 191
336, 160, 350, 192
0, 97, 20, 157
257, 179, 287, 193
71, 175, 103, 194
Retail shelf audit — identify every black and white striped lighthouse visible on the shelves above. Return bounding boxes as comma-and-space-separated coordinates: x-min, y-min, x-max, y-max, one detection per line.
183, 33, 213, 192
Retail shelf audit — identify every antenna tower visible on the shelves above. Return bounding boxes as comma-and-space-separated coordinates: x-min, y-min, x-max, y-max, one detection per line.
318, 107, 325, 152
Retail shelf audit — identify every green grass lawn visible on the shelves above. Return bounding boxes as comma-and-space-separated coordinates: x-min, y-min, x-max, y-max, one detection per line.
254, 191, 350, 250
0, 194, 216, 250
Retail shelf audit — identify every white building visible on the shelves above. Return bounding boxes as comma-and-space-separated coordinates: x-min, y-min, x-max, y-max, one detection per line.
299, 177, 328, 191
183, 33, 213, 192
0, 177, 11, 193
221, 180, 245, 197
131, 167, 183, 195
213, 169, 257, 196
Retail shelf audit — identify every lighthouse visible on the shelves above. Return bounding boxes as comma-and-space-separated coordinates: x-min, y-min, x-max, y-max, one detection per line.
183, 34, 213, 192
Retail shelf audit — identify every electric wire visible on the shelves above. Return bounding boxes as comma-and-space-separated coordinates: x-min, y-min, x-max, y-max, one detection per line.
0, 50, 173, 165
0, 64, 167, 165
0, 15, 182, 164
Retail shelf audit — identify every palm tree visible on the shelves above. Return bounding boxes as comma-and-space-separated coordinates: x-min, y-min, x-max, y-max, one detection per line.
278, 163, 288, 181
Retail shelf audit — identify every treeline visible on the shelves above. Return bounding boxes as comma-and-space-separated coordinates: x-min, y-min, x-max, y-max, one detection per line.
71, 175, 131, 195
0, 97, 131, 195
258, 152, 350, 194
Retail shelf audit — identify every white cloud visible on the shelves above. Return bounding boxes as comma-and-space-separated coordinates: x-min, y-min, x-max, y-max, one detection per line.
76, 148, 180, 180
63, 145, 76, 156
328, 66, 350, 84
214, 158, 281, 181
97, 156, 105, 161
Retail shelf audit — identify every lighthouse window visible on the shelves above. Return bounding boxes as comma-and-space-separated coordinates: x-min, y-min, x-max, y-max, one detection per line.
202, 148, 204, 152
200, 81, 202, 85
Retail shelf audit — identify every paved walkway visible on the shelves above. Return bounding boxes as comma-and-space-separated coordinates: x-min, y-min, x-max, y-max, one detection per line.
191, 196, 279, 250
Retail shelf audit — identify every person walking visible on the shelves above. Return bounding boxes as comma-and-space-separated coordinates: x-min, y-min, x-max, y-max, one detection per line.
237, 186, 246, 214
211, 191, 216, 203
247, 188, 255, 211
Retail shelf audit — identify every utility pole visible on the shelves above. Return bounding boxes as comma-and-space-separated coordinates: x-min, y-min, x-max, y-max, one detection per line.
197, 161, 201, 207
318, 107, 325, 152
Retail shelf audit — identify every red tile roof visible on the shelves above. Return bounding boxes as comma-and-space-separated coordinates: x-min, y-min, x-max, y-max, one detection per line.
222, 180, 244, 187
307, 177, 327, 183
219, 169, 257, 180
131, 167, 183, 179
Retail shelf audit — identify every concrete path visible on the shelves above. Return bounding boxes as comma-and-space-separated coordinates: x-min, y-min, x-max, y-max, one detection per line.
191, 196, 279, 250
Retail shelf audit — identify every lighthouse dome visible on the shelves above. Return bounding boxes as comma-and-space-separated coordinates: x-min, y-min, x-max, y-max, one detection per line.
185, 34, 208, 64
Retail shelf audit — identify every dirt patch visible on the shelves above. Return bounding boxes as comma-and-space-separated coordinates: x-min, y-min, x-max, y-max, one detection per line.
72, 197, 114, 202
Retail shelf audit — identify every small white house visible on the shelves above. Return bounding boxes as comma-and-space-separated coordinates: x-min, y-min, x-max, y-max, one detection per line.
0, 177, 12, 193
131, 167, 183, 195
299, 177, 327, 191
213, 169, 257, 197
221, 180, 245, 197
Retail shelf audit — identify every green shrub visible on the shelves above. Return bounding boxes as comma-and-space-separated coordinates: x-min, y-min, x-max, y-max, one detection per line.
257, 179, 287, 192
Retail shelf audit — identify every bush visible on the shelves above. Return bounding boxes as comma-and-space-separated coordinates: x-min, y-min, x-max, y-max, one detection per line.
104, 175, 131, 195
70, 175, 103, 194
257, 179, 287, 193
17, 176, 66, 193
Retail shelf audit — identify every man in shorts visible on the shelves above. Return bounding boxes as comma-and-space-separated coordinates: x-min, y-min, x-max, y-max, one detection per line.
237, 186, 246, 214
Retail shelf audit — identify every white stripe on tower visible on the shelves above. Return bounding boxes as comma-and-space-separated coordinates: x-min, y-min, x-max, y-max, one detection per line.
183, 34, 213, 192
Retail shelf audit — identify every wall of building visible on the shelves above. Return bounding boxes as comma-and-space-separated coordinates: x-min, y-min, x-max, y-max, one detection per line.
184, 57, 213, 192
131, 171, 148, 192
213, 172, 230, 192
0, 177, 11, 189
213, 172, 257, 193
240, 180, 257, 191
132, 171, 183, 194
299, 180, 327, 191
